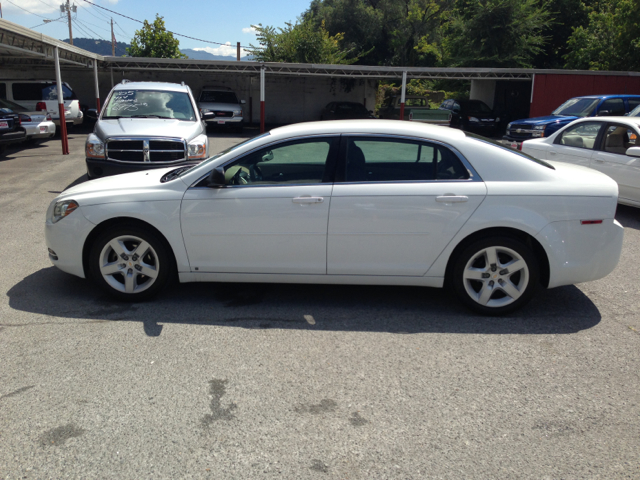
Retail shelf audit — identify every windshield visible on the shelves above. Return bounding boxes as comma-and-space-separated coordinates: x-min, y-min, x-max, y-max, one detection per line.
464, 132, 555, 169
552, 98, 600, 117
199, 91, 239, 103
336, 103, 368, 114
177, 132, 271, 178
0, 98, 26, 112
461, 100, 492, 114
103, 90, 196, 120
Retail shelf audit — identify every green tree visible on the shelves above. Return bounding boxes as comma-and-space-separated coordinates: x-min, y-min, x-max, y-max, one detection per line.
127, 14, 186, 59
246, 18, 364, 64
564, 0, 640, 71
443, 0, 553, 68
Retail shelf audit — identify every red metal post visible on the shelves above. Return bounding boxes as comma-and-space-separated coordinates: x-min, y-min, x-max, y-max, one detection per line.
54, 47, 69, 155
399, 103, 405, 120
260, 101, 265, 133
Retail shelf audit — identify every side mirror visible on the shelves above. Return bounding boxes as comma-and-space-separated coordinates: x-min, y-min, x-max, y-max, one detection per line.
206, 166, 226, 187
240, 99, 246, 104
597, 110, 610, 116
626, 146, 640, 157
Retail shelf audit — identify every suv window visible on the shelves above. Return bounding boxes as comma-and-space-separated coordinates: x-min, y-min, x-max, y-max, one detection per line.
12, 82, 75, 101
342, 137, 469, 182
602, 124, 638, 155
598, 98, 625, 116
627, 98, 640, 111
556, 122, 603, 149
199, 91, 238, 103
103, 90, 196, 120
224, 137, 338, 185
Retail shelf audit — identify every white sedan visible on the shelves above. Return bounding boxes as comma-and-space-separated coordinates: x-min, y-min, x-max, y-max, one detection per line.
0, 98, 56, 142
521, 116, 640, 207
45, 120, 623, 314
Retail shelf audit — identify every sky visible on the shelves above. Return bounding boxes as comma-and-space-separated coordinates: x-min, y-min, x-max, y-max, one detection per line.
2, 0, 313, 57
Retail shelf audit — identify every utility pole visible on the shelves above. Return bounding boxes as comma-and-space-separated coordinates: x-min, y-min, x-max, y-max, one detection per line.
60, 0, 76, 45
111, 18, 115, 56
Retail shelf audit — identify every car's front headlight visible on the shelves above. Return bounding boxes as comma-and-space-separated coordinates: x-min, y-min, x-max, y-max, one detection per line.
495, 117, 500, 122
86, 134, 105, 159
188, 134, 208, 160
468, 116, 479, 122
52, 200, 79, 223
507, 122, 513, 130
233, 109, 242, 116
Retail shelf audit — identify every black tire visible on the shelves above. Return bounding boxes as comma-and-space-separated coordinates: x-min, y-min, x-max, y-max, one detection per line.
88, 223, 175, 301
451, 236, 540, 315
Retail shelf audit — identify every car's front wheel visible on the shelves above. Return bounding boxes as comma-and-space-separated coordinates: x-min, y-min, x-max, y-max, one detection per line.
88, 224, 175, 301
451, 236, 539, 315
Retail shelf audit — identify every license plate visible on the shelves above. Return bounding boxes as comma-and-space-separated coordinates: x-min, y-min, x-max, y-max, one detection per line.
0, 121, 8, 129
40, 126, 47, 133
510, 142, 519, 149
217, 120, 226, 124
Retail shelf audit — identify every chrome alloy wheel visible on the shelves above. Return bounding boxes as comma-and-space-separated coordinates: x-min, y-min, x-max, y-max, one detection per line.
98, 235, 159, 294
462, 245, 530, 308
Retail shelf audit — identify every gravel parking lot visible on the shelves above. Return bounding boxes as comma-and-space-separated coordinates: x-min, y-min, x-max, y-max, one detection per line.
1, 127, 639, 479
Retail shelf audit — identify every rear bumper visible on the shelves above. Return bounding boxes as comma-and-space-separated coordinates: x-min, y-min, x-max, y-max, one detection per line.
0, 129, 27, 145
24, 121, 56, 140
86, 157, 201, 178
537, 218, 624, 288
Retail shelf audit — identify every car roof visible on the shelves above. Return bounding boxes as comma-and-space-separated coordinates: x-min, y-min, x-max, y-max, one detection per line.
113, 81, 190, 92
269, 119, 466, 142
572, 95, 640, 99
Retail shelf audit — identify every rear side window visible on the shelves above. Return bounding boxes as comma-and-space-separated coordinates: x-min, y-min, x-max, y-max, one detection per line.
602, 125, 639, 155
555, 122, 602, 149
627, 98, 640, 111
342, 137, 469, 182
12, 82, 75, 101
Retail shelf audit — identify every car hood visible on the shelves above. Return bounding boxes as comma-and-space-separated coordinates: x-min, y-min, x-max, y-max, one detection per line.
58, 167, 188, 207
198, 102, 241, 111
96, 118, 202, 140
513, 115, 576, 126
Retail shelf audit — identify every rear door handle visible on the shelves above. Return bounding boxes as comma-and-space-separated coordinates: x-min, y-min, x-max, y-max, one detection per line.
292, 196, 324, 204
436, 195, 468, 203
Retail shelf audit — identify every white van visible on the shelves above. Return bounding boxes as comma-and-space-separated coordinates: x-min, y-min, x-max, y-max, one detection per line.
0, 80, 82, 126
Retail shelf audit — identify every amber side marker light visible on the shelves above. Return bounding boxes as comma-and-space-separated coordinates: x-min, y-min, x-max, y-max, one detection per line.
581, 220, 603, 225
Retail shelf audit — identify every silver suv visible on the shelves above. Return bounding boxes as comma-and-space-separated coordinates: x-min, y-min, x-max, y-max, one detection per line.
197, 86, 245, 133
85, 81, 208, 178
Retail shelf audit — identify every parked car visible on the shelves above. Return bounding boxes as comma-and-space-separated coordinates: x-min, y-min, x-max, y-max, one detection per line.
0, 79, 83, 127
379, 95, 451, 125
197, 86, 245, 132
320, 102, 375, 120
521, 116, 640, 208
0, 98, 55, 142
0, 106, 26, 151
85, 81, 208, 179
46, 120, 623, 315
504, 94, 640, 145
439, 99, 499, 136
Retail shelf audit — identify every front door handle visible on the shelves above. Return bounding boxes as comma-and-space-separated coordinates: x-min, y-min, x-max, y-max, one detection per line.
292, 196, 324, 204
594, 158, 604, 163
436, 195, 468, 203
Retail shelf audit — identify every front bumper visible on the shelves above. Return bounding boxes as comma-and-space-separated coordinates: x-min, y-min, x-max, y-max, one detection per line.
204, 116, 244, 125
45, 207, 96, 279
86, 157, 202, 178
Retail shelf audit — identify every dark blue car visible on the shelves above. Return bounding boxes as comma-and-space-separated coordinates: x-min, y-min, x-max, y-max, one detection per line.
504, 95, 640, 143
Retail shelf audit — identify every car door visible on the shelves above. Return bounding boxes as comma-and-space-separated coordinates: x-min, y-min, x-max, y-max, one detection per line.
181, 136, 339, 274
590, 123, 640, 204
548, 121, 604, 167
327, 135, 486, 276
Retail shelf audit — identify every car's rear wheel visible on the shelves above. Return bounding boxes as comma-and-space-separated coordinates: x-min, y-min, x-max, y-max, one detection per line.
89, 224, 174, 301
451, 236, 539, 315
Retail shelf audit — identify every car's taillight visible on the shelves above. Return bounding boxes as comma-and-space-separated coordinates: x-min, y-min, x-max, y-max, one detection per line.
518, 143, 523, 151
36, 102, 47, 111
46, 113, 52, 121
581, 220, 603, 225
19, 114, 31, 123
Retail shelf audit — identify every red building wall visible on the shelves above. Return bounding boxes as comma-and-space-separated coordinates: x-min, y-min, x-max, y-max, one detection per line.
529, 74, 640, 118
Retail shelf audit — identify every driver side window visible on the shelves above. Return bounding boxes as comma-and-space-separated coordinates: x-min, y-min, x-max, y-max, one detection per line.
223, 137, 338, 186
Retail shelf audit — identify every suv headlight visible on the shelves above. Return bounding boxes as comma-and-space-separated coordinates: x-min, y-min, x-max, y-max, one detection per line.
507, 122, 513, 130
233, 109, 242, 116
467, 116, 479, 122
533, 125, 546, 130
188, 134, 208, 160
86, 134, 105, 159
52, 200, 79, 223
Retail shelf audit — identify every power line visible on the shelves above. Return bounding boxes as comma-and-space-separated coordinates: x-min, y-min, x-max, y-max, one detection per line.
4, 0, 55, 19
73, 17, 107, 40
81, 0, 250, 49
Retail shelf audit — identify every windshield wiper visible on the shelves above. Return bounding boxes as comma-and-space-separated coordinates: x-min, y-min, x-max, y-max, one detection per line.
129, 115, 162, 118
160, 165, 195, 183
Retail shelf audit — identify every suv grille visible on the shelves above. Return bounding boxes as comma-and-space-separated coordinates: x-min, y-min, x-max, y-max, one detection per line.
213, 111, 233, 117
507, 124, 534, 140
106, 138, 186, 163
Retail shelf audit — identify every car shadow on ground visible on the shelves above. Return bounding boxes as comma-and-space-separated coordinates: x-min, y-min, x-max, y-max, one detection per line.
6, 267, 601, 337
616, 204, 640, 230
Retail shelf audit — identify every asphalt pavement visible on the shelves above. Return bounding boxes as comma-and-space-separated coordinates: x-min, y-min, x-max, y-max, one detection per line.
0, 126, 639, 479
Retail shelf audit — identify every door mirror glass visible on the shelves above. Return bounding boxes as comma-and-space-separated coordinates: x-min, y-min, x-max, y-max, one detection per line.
240, 99, 246, 104
207, 166, 226, 187
597, 110, 610, 116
